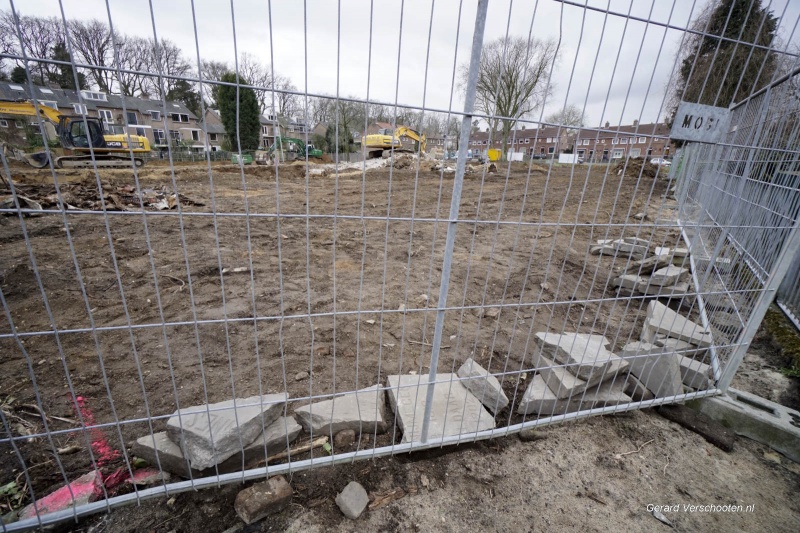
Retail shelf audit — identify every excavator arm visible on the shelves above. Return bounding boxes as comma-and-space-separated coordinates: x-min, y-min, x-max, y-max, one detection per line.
0, 101, 64, 124
394, 126, 426, 152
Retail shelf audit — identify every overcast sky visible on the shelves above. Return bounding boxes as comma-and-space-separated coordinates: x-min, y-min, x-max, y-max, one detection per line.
7, 0, 800, 128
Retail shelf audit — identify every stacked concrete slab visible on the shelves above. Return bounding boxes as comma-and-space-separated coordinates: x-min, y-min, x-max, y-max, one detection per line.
635, 301, 714, 392
132, 394, 300, 478
517, 332, 631, 415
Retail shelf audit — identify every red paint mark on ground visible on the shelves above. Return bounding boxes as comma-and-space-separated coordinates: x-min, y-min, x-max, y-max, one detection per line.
18, 470, 103, 521
74, 396, 120, 467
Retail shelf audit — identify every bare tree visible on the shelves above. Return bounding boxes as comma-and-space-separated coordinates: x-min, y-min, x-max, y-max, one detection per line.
272, 75, 299, 118
69, 19, 115, 92
463, 36, 558, 148
147, 38, 192, 97
113, 35, 152, 97
1, 12, 64, 85
199, 59, 230, 108
545, 104, 587, 133
237, 53, 273, 114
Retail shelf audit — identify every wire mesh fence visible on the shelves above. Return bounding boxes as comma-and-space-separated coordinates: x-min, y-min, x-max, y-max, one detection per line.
1, 0, 800, 530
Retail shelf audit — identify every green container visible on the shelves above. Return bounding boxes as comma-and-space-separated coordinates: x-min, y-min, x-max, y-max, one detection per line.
231, 153, 253, 165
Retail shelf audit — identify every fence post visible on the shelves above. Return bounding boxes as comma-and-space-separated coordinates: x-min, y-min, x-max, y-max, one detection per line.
418, 0, 488, 444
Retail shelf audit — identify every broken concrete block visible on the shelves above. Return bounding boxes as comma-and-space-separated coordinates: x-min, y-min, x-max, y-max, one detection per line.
336, 481, 369, 519
620, 342, 683, 397
135, 417, 301, 478
673, 247, 689, 257
660, 338, 708, 358
679, 355, 712, 389
654, 246, 670, 256
596, 239, 615, 245
646, 301, 712, 347
517, 374, 631, 416
18, 470, 103, 521
590, 244, 618, 256
457, 358, 509, 414
234, 476, 293, 524
293, 385, 387, 437
533, 332, 624, 381
623, 237, 650, 246
480, 307, 500, 319
613, 240, 648, 256
649, 266, 689, 287
536, 354, 628, 399
636, 280, 692, 298
386, 373, 495, 443
127, 468, 171, 487
166, 394, 287, 470
615, 254, 671, 275
612, 274, 643, 289
640, 322, 658, 344
624, 376, 656, 402
334, 429, 356, 449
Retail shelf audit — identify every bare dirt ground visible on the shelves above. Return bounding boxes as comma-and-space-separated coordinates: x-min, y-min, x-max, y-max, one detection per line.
1, 159, 798, 531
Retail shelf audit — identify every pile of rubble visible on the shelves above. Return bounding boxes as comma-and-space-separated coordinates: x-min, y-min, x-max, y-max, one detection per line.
517, 300, 713, 416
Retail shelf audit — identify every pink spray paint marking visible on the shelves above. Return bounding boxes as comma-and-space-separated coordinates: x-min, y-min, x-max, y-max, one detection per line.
74, 396, 120, 467
18, 470, 104, 521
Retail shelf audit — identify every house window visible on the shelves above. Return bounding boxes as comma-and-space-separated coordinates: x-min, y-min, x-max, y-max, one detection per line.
126, 111, 138, 125
582, 139, 589, 145
154, 129, 166, 143
601, 139, 606, 144
577, 149, 585, 157
620, 138, 627, 144
136, 128, 145, 137
611, 138, 618, 144
191, 130, 200, 141
612, 148, 624, 158
0, 119, 7, 128
647, 148, 653, 156
149, 110, 161, 121
209, 133, 218, 142
40, 100, 58, 110
525, 138, 530, 144
639, 137, 646, 144
72, 103, 88, 115
98, 109, 114, 124
546, 137, 552, 143
170, 113, 189, 123
170, 130, 181, 140
261, 125, 271, 135
15, 120, 24, 128
81, 90, 107, 101
630, 148, 641, 158
548, 146, 555, 154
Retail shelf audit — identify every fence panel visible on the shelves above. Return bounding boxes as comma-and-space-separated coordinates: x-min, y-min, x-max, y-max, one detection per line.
1, 1, 800, 530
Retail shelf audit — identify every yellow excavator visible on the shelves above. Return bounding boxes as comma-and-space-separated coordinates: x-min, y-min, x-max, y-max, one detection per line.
0, 101, 150, 168
362, 126, 427, 159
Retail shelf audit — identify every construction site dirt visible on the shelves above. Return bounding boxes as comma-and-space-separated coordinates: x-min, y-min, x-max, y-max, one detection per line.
1, 160, 797, 531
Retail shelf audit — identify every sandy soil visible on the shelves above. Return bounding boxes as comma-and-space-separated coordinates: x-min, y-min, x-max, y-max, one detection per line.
1, 159, 798, 531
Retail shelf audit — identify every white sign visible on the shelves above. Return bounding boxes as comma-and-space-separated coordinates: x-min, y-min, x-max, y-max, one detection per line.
558, 154, 580, 164
670, 102, 731, 143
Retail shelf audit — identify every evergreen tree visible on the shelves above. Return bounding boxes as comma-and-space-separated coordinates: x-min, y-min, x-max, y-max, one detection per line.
166, 79, 201, 117
49, 41, 87, 90
673, 0, 777, 113
325, 123, 352, 154
217, 72, 261, 151
11, 66, 27, 83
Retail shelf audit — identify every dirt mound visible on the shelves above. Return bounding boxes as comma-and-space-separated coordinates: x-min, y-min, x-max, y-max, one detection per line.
614, 158, 663, 178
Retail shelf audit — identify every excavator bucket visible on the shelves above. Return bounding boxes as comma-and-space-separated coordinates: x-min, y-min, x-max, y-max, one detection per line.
24, 151, 51, 169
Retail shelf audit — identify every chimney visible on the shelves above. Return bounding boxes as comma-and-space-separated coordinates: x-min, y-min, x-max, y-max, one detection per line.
604, 121, 610, 128
633, 119, 639, 127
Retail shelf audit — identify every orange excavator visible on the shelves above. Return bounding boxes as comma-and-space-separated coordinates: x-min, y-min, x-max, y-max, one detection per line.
0, 101, 150, 168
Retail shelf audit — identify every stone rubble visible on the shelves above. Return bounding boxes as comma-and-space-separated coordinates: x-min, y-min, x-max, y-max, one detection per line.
234, 476, 293, 524
336, 481, 369, 519
293, 385, 387, 437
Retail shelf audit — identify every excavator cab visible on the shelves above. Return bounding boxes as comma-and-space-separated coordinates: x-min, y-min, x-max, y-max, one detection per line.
58, 116, 108, 151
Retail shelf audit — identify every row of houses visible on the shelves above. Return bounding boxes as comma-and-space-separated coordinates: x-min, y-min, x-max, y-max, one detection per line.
0, 81, 317, 153
428, 121, 674, 161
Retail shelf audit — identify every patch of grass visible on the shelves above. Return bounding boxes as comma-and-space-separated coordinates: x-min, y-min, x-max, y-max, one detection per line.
762, 306, 800, 377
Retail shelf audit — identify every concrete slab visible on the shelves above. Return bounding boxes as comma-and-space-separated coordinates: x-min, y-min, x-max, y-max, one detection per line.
646, 301, 713, 347
673, 247, 689, 257
688, 388, 800, 463
166, 394, 287, 470
612, 274, 643, 289
654, 246, 670, 256
293, 385, 387, 437
533, 332, 622, 381
536, 354, 628, 399
660, 338, 708, 358
679, 355, 712, 389
457, 358, 510, 414
649, 266, 689, 287
620, 342, 683, 397
386, 374, 495, 443
613, 240, 648, 256
623, 237, 650, 246
134, 417, 302, 478
590, 244, 619, 256
517, 374, 631, 416
636, 280, 693, 298
615, 254, 671, 275
18, 470, 103, 521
